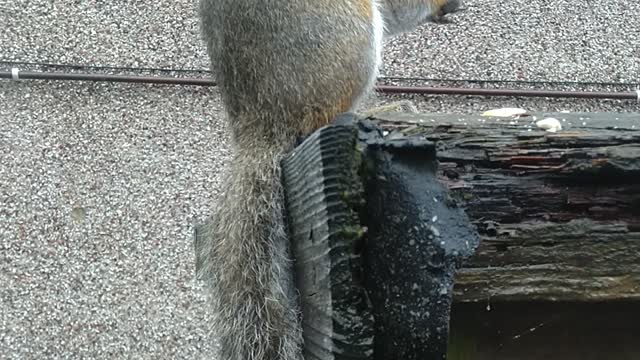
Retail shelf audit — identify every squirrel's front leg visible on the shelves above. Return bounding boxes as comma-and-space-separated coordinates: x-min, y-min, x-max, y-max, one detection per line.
379, 0, 462, 37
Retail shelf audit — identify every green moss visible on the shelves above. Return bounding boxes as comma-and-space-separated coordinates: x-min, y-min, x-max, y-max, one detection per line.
337, 226, 365, 241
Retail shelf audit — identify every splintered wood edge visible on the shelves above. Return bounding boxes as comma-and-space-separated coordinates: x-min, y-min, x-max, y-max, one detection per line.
282, 121, 374, 359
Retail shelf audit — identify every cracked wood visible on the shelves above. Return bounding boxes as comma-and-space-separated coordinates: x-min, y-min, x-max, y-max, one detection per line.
374, 112, 640, 302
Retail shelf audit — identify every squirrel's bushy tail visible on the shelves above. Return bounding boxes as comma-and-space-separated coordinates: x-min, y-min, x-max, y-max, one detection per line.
198, 143, 302, 360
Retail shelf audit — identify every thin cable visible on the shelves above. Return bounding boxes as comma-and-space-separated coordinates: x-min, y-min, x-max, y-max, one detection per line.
0, 59, 210, 74
378, 75, 640, 87
375, 85, 638, 100
0, 69, 215, 86
3, 59, 639, 88
2, 69, 638, 101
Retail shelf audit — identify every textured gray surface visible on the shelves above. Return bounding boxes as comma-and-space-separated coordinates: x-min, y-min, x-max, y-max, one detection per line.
3, 0, 639, 83
0, 82, 225, 359
1, 0, 206, 70
1, 0, 640, 358
383, 0, 640, 82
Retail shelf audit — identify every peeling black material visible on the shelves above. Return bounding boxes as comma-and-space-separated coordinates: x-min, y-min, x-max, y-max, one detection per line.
357, 120, 480, 360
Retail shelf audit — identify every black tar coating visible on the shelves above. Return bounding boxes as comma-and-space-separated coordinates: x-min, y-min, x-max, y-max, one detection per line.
356, 115, 480, 360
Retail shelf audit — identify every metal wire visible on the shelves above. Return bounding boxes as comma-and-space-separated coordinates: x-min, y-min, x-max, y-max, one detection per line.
1, 68, 639, 101
3, 59, 639, 88
0, 59, 208, 74
0, 69, 215, 86
375, 85, 639, 100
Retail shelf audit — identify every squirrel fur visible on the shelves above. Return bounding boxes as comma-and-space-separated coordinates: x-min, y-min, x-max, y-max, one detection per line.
196, 0, 461, 359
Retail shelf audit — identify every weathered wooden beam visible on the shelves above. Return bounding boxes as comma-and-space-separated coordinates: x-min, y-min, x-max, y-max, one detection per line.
281, 115, 480, 360
372, 112, 640, 302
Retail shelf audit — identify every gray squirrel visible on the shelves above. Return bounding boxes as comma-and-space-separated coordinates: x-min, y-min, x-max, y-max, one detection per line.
196, 0, 461, 359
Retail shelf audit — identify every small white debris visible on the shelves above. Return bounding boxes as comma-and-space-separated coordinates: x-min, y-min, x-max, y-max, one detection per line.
432, 215, 438, 222
536, 117, 563, 133
481, 108, 528, 117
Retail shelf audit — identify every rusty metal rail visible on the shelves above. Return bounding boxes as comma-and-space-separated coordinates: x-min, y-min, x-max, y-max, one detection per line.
2, 68, 639, 101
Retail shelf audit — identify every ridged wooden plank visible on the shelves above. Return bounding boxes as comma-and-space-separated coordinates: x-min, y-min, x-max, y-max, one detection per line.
282, 115, 374, 360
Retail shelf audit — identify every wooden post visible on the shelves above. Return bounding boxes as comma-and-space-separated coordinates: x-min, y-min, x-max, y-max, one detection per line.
282, 114, 480, 360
